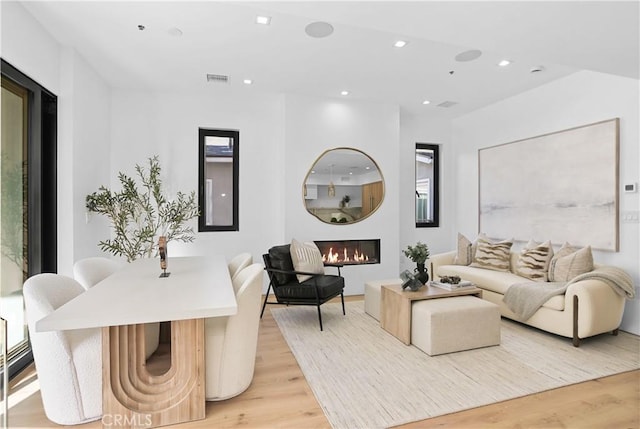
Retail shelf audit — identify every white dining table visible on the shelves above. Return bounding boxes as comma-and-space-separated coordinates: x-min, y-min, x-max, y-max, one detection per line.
36, 255, 237, 428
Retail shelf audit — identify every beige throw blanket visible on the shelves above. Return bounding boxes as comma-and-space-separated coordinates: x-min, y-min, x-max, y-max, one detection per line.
504, 266, 635, 321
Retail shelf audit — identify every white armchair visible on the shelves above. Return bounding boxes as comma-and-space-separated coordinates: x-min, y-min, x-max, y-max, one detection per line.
23, 274, 102, 425
205, 263, 263, 401
73, 257, 160, 359
72, 257, 121, 290
228, 252, 253, 281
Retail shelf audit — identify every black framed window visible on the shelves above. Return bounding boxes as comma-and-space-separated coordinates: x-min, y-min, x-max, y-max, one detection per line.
1, 59, 57, 381
198, 128, 239, 231
415, 143, 439, 228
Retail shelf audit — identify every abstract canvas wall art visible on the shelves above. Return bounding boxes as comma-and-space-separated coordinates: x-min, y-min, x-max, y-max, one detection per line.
478, 118, 619, 251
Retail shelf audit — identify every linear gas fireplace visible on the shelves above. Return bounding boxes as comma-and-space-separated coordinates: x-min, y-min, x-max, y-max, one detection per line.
314, 239, 380, 265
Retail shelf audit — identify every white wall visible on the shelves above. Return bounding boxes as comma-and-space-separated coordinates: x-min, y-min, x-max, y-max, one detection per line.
284, 95, 400, 295
1, 2, 111, 276
0, 2, 60, 94
109, 92, 403, 297
398, 110, 452, 273
64, 49, 112, 273
109, 90, 285, 271
452, 70, 640, 334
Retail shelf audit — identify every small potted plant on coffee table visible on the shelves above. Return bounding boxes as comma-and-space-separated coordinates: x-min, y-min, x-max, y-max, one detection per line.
402, 242, 430, 284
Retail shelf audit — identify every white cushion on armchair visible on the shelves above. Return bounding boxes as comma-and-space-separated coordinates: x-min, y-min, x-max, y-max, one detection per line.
205, 263, 263, 401
23, 274, 102, 425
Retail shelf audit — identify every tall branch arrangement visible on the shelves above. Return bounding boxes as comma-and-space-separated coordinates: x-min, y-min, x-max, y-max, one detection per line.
86, 156, 199, 262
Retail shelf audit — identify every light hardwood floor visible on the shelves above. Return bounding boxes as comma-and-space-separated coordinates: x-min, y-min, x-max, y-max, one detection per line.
7, 296, 639, 429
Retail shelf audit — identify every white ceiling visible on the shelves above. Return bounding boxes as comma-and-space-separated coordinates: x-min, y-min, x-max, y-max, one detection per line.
19, 1, 640, 118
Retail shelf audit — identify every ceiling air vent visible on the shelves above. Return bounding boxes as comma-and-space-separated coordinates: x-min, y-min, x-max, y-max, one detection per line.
437, 101, 458, 108
206, 74, 229, 83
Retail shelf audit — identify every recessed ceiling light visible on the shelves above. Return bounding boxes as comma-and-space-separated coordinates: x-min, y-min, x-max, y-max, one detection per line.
305, 21, 334, 38
256, 15, 271, 25
394, 40, 408, 48
422, 100, 431, 105
243, 79, 253, 85
498, 59, 511, 67
341, 90, 350, 96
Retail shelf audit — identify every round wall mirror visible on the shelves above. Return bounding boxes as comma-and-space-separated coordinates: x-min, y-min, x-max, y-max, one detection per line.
303, 148, 384, 224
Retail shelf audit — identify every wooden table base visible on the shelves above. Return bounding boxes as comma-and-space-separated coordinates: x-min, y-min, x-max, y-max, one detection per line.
102, 319, 205, 428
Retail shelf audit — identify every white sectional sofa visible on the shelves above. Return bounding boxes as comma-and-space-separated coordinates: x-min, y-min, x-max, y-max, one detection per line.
429, 250, 627, 346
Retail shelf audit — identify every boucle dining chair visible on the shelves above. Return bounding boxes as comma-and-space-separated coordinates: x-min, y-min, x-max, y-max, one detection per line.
205, 263, 263, 401
23, 274, 102, 425
227, 252, 253, 281
72, 257, 121, 290
73, 256, 159, 359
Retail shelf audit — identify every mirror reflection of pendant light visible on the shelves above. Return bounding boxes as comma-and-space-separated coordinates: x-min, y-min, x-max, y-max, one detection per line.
328, 164, 336, 197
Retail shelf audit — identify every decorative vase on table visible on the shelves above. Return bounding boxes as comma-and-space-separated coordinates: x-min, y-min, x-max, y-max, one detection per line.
415, 263, 429, 285
403, 241, 430, 286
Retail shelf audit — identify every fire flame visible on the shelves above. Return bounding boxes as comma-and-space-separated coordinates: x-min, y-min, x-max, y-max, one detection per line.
322, 247, 369, 263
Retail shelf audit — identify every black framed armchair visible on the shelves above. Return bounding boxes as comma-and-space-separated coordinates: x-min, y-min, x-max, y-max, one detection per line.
261, 244, 345, 330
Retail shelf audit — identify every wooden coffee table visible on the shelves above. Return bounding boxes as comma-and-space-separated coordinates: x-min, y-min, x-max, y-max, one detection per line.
380, 283, 482, 345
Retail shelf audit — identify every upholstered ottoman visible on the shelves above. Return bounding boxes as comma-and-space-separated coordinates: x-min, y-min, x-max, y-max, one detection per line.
411, 296, 500, 356
364, 278, 401, 321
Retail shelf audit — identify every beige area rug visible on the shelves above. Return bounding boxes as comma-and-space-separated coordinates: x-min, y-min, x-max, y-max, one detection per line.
271, 301, 640, 429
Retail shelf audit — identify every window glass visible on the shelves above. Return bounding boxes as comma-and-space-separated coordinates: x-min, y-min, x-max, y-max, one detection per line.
198, 129, 239, 231
1, 59, 58, 381
415, 143, 439, 227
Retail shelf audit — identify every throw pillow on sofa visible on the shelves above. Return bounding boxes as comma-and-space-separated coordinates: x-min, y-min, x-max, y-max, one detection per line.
515, 240, 554, 282
290, 239, 325, 282
453, 232, 476, 265
470, 234, 513, 272
548, 242, 594, 282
